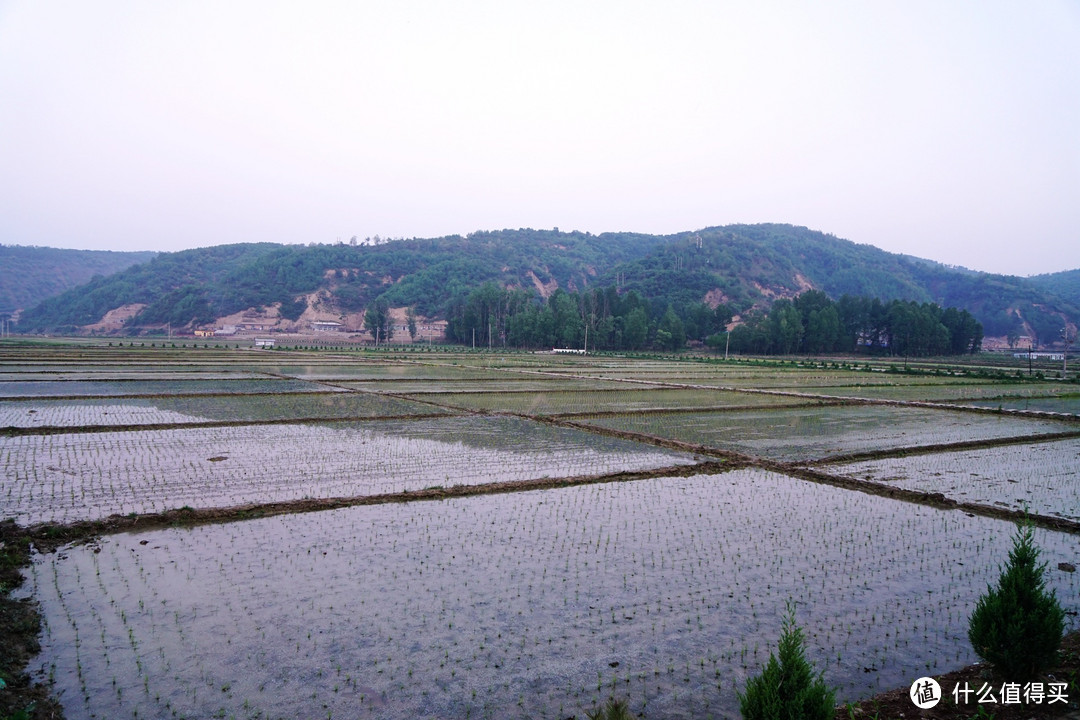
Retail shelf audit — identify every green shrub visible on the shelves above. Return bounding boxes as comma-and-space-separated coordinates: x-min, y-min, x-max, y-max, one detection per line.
738, 602, 835, 720
968, 521, 1065, 681
585, 697, 633, 720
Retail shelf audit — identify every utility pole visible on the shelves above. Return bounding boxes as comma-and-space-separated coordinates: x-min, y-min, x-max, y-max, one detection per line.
725, 330, 730, 360
1063, 326, 1074, 378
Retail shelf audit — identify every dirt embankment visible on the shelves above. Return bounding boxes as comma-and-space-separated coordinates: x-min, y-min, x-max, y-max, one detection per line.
0, 520, 63, 719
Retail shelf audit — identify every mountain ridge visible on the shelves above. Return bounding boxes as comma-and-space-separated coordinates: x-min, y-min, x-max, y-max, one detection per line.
0, 245, 157, 314
10, 225, 1078, 348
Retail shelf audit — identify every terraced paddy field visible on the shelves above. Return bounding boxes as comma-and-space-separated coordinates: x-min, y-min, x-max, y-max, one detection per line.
507, 363, 985, 384
268, 363, 510, 381
963, 394, 1080, 416
574, 405, 1075, 462
1, 416, 695, 526
796, 383, 1080, 406
2, 342, 1078, 720
338, 377, 634, 394
402, 388, 825, 415
0, 392, 449, 429
0, 372, 265, 382
826, 438, 1080, 521
0, 378, 335, 399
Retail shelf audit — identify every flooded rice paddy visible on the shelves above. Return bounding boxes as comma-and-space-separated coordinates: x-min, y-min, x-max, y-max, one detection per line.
830, 438, 1080, 521
2, 416, 694, 525
2, 344, 1078, 719
22, 470, 1080, 720
577, 405, 1071, 462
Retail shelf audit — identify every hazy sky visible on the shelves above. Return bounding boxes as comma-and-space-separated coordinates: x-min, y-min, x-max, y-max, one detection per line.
1, 1, 1077, 276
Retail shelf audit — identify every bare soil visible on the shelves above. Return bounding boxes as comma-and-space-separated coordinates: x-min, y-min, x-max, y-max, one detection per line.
0, 520, 62, 720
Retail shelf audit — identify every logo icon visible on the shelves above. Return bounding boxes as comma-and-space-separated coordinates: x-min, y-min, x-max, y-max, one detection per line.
910, 676, 941, 709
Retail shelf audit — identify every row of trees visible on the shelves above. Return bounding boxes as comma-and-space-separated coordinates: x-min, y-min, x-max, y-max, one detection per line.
442, 284, 982, 356
725, 291, 983, 356
443, 282, 731, 352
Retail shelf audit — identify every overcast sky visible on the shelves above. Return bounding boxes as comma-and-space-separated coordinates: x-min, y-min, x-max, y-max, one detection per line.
1, 1, 1077, 276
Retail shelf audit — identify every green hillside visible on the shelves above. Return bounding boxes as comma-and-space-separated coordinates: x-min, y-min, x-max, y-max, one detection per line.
0, 245, 157, 313
16, 231, 662, 332
604, 225, 1077, 343
13, 225, 1078, 346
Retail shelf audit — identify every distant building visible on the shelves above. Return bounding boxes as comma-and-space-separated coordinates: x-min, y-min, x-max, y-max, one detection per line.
1013, 351, 1064, 360
552, 348, 586, 354
254, 337, 276, 348
311, 320, 343, 332
194, 329, 214, 337
214, 325, 237, 336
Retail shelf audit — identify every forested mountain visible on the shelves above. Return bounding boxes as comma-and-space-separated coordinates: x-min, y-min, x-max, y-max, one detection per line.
600, 225, 1077, 346
1028, 269, 1080, 310
17, 231, 662, 332
0, 245, 156, 313
13, 225, 1078, 349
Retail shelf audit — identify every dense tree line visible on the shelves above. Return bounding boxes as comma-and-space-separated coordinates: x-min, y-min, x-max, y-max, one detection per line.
726, 290, 983, 356
445, 282, 731, 352
444, 284, 982, 356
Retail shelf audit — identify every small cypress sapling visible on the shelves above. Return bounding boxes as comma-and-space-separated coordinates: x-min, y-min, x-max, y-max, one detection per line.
584, 697, 632, 720
738, 601, 835, 720
968, 521, 1065, 681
